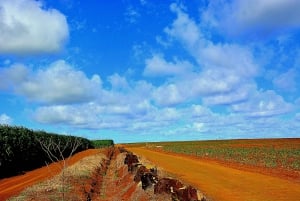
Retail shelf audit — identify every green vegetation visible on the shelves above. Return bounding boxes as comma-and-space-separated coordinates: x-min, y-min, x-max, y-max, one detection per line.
144, 139, 300, 171
92, 139, 114, 148
0, 125, 93, 178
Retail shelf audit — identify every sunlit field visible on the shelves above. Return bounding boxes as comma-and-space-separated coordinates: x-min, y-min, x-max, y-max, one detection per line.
126, 138, 300, 171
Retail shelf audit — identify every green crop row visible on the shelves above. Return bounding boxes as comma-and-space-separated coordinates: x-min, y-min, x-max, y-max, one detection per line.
0, 125, 93, 178
92, 139, 114, 148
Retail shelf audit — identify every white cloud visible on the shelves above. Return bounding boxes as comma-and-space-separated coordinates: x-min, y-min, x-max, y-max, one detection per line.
203, 0, 300, 37
154, 3, 259, 106
192, 122, 207, 132
190, 105, 213, 117
124, 6, 140, 24
0, 0, 69, 54
231, 90, 293, 117
108, 73, 130, 90
0, 113, 12, 124
0, 63, 29, 90
156, 107, 180, 121
152, 84, 185, 106
99, 78, 154, 109
166, 4, 258, 76
151, 64, 256, 106
165, 3, 203, 49
295, 113, 300, 121
1, 60, 101, 104
33, 100, 180, 131
34, 105, 90, 125
273, 68, 297, 91
199, 43, 258, 78
144, 54, 193, 77
203, 84, 255, 105
33, 103, 128, 129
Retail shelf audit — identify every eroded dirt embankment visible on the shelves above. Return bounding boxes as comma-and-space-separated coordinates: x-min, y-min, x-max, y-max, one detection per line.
94, 147, 177, 201
128, 147, 300, 201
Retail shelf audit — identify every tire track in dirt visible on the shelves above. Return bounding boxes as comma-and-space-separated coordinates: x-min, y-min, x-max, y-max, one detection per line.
0, 149, 101, 201
128, 147, 300, 201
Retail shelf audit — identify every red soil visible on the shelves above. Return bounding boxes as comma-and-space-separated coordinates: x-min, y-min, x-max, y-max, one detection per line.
0, 149, 101, 201
128, 147, 300, 201
149, 146, 300, 183
0, 147, 170, 201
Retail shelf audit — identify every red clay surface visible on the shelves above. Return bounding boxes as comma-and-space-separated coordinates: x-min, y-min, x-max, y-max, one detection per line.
0, 149, 101, 201
128, 147, 300, 201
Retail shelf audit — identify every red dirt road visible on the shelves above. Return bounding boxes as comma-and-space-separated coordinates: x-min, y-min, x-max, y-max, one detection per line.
0, 149, 101, 201
128, 147, 300, 201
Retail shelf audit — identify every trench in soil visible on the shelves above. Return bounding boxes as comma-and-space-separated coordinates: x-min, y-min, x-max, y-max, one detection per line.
88, 147, 173, 201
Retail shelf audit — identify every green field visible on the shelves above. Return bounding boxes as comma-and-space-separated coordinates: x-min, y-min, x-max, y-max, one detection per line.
126, 138, 300, 171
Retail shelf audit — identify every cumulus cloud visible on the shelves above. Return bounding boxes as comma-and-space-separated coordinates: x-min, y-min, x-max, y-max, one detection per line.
99, 77, 154, 109
202, 0, 300, 37
152, 84, 185, 106
166, 3, 258, 73
0, 0, 69, 54
203, 84, 255, 105
189, 105, 213, 118
155, 107, 180, 121
144, 54, 193, 77
191, 122, 207, 132
0, 113, 12, 124
0, 63, 29, 90
165, 3, 203, 49
231, 90, 293, 117
154, 3, 259, 106
33, 102, 128, 129
30, 72, 157, 130
33, 104, 128, 129
108, 73, 130, 90
273, 68, 297, 91
0, 60, 101, 104
33, 101, 179, 131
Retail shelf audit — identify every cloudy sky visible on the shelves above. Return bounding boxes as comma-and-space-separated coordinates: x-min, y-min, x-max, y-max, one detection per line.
1, 0, 300, 143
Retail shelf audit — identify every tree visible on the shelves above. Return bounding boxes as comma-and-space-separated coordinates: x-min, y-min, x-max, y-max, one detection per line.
37, 136, 82, 201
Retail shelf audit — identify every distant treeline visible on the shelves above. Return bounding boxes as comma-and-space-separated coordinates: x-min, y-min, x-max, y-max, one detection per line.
92, 139, 114, 148
0, 125, 93, 178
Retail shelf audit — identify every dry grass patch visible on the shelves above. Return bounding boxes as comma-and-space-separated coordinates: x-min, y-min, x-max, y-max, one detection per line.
8, 151, 106, 201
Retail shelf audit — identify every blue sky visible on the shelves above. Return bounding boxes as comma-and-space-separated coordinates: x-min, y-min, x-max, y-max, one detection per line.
0, 0, 300, 143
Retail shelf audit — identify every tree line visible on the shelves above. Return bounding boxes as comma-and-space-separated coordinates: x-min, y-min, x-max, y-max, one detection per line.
92, 139, 114, 148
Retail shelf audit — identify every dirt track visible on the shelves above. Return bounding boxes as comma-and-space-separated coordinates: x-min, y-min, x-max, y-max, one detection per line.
0, 149, 101, 201
128, 147, 300, 201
